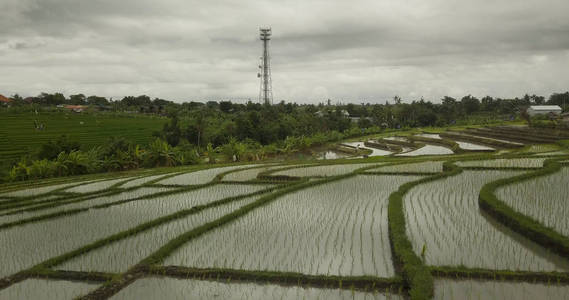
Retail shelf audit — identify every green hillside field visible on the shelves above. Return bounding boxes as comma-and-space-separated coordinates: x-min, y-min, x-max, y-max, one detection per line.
0, 111, 168, 164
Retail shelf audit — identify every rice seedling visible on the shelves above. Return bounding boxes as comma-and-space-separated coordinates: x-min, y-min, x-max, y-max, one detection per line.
456, 158, 547, 169
0, 184, 267, 278
222, 166, 284, 181
64, 178, 131, 193
119, 174, 175, 188
0, 187, 175, 224
271, 163, 379, 177
0, 182, 78, 198
163, 175, 421, 277
56, 195, 263, 273
496, 167, 569, 237
433, 279, 569, 300
157, 165, 253, 185
109, 277, 403, 300
396, 145, 453, 156
367, 161, 443, 173
0, 279, 98, 300
404, 170, 569, 272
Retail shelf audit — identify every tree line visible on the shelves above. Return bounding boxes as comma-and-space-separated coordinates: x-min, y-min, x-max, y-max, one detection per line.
3, 91, 568, 182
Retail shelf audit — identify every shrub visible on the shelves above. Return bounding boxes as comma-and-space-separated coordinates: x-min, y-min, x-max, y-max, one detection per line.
173, 141, 200, 165
9, 161, 30, 181
37, 135, 81, 160
56, 150, 89, 175
28, 159, 57, 179
144, 138, 179, 167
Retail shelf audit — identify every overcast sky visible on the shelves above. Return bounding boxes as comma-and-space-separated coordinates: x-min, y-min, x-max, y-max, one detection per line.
1, 0, 568, 103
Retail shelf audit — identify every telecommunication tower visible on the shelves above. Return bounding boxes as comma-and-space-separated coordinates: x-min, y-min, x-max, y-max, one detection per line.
258, 27, 273, 105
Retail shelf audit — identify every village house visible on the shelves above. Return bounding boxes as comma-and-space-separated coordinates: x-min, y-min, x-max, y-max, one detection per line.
527, 105, 562, 117
0, 94, 13, 106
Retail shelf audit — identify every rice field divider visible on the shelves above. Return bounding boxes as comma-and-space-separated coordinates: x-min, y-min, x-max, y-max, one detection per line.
0, 173, 177, 217
429, 265, 569, 284
0, 187, 125, 214
362, 171, 440, 176
0, 166, 268, 226
0, 170, 187, 210
215, 164, 280, 181
449, 152, 547, 166
477, 127, 563, 144
0, 182, 215, 230
460, 166, 543, 171
377, 137, 418, 148
215, 163, 300, 184
0, 187, 135, 220
439, 131, 523, 149
387, 161, 463, 300
0, 177, 114, 208
259, 159, 388, 179
144, 265, 406, 293
138, 175, 350, 268
355, 155, 457, 175
479, 157, 569, 258
81, 174, 356, 299
465, 128, 551, 145
490, 126, 569, 141
0, 172, 129, 195
0, 185, 286, 292
0, 166, 267, 229
0, 269, 117, 291
27, 268, 117, 284
220, 180, 288, 186
0, 172, 171, 211
0, 160, 260, 196
0, 165, 186, 198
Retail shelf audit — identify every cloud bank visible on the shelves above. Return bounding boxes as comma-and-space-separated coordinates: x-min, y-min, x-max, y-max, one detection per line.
1, 0, 568, 103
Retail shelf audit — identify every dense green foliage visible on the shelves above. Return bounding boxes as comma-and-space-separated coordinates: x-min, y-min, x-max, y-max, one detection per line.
2, 90, 568, 182
7, 137, 200, 181
0, 111, 167, 166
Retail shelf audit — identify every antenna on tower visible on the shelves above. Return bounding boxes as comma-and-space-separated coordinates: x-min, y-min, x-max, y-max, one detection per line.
258, 27, 273, 105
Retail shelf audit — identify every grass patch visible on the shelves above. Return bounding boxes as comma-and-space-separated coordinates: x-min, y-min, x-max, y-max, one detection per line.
479, 158, 569, 258
388, 161, 462, 300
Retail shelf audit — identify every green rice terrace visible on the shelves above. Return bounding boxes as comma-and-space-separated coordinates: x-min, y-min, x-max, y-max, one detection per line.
0, 111, 167, 165
1, 126, 569, 299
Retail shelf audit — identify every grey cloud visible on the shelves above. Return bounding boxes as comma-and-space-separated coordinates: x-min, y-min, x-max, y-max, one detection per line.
0, 0, 568, 103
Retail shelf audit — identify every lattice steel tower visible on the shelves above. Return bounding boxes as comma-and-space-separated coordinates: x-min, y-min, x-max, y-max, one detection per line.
258, 27, 273, 105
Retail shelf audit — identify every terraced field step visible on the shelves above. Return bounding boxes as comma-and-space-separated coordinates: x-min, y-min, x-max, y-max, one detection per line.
108, 275, 406, 300
439, 132, 523, 148
146, 266, 405, 291
465, 128, 553, 144
492, 126, 569, 139
429, 266, 569, 283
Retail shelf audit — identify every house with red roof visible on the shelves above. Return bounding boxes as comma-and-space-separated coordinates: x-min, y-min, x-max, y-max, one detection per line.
0, 94, 13, 105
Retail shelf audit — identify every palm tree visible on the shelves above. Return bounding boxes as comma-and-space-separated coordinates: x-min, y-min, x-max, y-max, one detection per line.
205, 143, 217, 164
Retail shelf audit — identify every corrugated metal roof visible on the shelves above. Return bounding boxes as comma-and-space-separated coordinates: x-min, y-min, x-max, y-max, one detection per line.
529, 105, 562, 110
